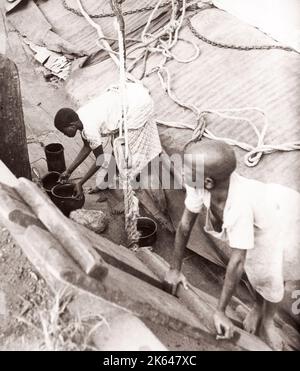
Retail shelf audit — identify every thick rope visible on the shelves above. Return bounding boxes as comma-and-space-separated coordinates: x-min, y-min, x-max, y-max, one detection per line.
187, 15, 300, 55
110, 1, 140, 251
156, 66, 300, 167
63, 0, 173, 19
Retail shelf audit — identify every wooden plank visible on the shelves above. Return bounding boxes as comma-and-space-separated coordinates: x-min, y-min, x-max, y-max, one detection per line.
136, 248, 272, 351
15, 178, 108, 280
80, 225, 164, 289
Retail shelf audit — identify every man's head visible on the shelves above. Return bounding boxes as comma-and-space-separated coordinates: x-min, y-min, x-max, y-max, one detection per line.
184, 140, 237, 190
54, 108, 82, 137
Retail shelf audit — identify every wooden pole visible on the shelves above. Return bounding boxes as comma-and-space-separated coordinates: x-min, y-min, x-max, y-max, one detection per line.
0, 56, 31, 179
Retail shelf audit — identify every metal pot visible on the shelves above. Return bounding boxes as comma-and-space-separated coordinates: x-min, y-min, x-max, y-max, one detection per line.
44, 143, 66, 173
51, 184, 85, 217
137, 217, 158, 247
41, 171, 60, 199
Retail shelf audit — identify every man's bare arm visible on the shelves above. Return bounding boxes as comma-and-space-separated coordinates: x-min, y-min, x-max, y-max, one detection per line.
218, 249, 247, 312
214, 249, 247, 339
73, 145, 104, 197
164, 208, 198, 295
171, 208, 198, 271
62, 140, 92, 181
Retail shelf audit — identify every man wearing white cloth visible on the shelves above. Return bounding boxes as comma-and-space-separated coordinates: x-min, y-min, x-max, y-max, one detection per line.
54, 82, 162, 197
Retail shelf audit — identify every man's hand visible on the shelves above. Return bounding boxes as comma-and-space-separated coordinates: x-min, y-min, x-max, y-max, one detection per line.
214, 311, 235, 340
164, 268, 188, 296
73, 182, 84, 199
59, 171, 71, 184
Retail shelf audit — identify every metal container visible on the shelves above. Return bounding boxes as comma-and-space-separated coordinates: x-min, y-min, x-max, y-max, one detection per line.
137, 217, 158, 247
45, 143, 66, 173
41, 171, 60, 199
51, 184, 85, 217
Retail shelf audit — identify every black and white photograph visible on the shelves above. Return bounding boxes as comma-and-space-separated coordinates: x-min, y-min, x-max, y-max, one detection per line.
0, 0, 299, 354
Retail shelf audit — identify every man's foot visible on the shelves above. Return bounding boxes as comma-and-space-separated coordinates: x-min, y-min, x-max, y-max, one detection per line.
243, 305, 263, 335
96, 189, 112, 203
88, 187, 101, 195
259, 321, 283, 351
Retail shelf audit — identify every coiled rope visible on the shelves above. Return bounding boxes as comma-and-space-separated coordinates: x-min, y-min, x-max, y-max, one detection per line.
155, 67, 300, 167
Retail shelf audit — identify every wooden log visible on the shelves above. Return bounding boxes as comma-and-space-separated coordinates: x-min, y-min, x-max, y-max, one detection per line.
0, 56, 31, 179
0, 182, 44, 235
79, 224, 164, 290
15, 178, 108, 281
136, 248, 272, 351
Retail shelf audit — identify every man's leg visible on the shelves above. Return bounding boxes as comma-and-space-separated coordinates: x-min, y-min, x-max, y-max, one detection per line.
259, 300, 283, 351
243, 291, 264, 335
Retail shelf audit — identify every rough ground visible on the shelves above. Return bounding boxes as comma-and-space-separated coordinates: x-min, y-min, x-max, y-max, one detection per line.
0, 227, 51, 351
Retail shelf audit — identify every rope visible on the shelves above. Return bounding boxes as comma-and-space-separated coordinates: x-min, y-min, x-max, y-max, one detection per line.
110, 1, 140, 251
130, 1, 300, 167
76, 0, 120, 67
187, 17, 300, 55
155, 66, 300, 167
127, 0, 200, 80
62, 0, 173, 19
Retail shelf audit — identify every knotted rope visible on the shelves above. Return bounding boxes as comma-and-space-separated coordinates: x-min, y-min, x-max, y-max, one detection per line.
155, 67, 300, 167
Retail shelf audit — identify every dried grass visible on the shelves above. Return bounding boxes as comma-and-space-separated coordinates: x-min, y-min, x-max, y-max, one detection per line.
17, 289, 109, 351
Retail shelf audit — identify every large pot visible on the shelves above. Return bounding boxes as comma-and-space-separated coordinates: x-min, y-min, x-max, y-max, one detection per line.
41, 171, 60, 199
45, 143, 66, 173
51, 184, 85, 217
137, 217, 158, 247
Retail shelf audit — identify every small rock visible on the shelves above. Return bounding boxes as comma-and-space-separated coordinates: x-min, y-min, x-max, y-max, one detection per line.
29, 271, 39, 282
70, 209, 108, 234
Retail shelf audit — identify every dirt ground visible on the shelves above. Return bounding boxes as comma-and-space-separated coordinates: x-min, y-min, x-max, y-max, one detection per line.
0, 227, 51, 351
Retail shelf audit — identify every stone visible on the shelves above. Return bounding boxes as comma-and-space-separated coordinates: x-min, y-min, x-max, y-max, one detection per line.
70, 209, 108, 234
